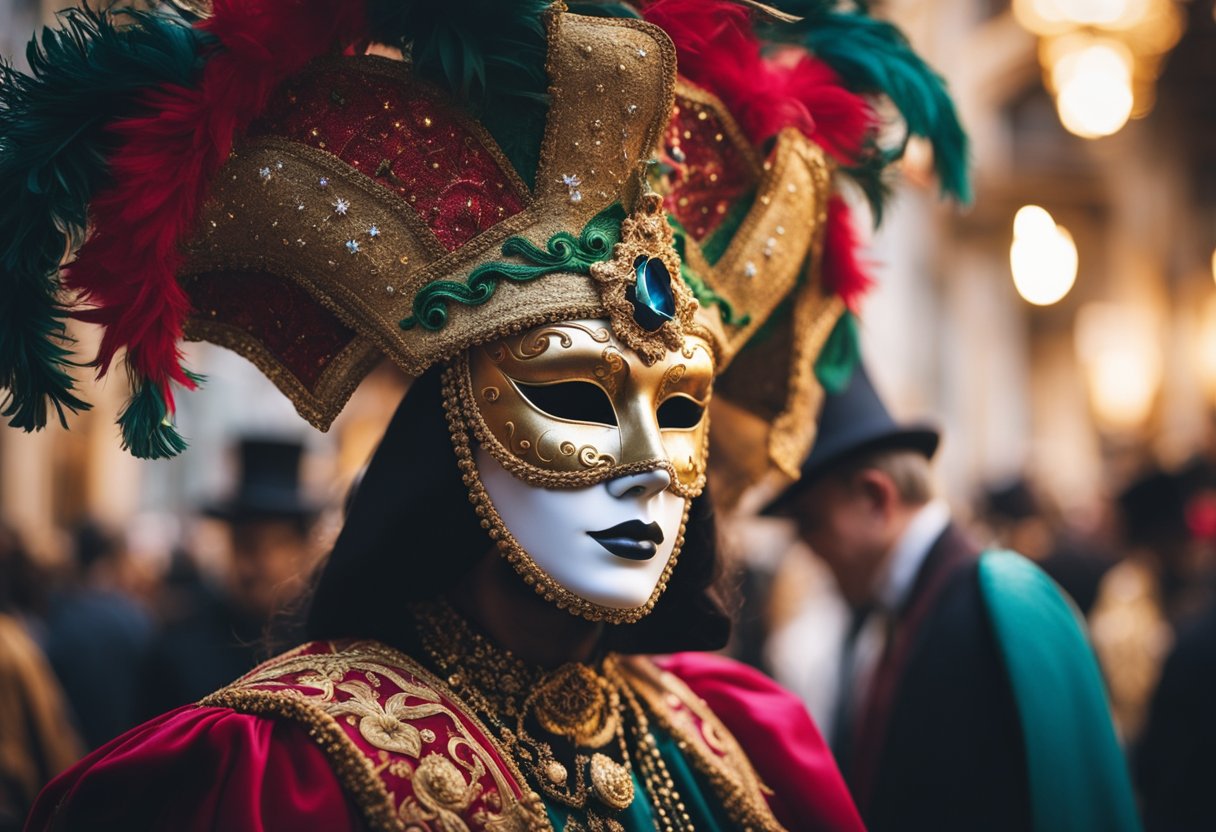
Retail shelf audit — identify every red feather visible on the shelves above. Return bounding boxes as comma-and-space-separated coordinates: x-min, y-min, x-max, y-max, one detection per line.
821, 196, 873, 311
65, 0, 366, 412
643, 0, 875, 164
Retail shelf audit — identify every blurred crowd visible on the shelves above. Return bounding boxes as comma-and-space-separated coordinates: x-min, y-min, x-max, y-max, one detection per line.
0, 438, 328, 828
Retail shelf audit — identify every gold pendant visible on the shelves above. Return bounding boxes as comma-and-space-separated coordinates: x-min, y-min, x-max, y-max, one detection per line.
533, 664, 620, 748
589, 752, 635, 811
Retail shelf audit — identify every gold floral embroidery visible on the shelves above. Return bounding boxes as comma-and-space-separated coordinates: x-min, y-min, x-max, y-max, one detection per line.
401, 746, 486, 831
324, 679, 438, 758
204, 641, 551, 832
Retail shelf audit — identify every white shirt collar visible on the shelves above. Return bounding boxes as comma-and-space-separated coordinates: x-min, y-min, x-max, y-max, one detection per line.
874, 499, 951, 612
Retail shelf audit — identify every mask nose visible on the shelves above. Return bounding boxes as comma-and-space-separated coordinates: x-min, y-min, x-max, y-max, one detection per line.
606, 467, 672, 500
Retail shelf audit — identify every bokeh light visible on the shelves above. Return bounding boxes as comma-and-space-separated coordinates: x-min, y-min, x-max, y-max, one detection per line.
1011, 206, 1079, 306
1051, 39, 1135, 138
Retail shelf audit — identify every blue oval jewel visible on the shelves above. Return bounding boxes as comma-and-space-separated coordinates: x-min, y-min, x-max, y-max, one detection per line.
628, 255, 675, 332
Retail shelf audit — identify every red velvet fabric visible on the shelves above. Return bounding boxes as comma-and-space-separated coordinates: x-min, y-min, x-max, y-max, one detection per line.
28, 656, 860, 831
24, 705, 359, 832
659, 652, 866, 832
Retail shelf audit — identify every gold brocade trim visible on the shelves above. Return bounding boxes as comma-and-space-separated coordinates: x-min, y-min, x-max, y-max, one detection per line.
182, 318, 384, 432
412, 603, 638, 819
440, 362, 692, 624
685, 128, 833, 366
767, 292, 845, 480
201, 686, 403, 832
412, 605, 706, 831
203, 640, 553, 832
588, 192, 699, 366
611, 657, 787, 832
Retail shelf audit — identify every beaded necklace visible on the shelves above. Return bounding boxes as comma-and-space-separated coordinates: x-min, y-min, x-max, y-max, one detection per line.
412, 602, 697, 832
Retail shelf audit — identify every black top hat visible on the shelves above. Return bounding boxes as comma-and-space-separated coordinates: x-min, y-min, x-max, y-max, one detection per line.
205, 437, 319, 523
761, 364, 940, 516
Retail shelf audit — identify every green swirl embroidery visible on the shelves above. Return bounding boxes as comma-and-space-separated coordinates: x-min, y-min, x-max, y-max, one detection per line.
399, 204, 627, 332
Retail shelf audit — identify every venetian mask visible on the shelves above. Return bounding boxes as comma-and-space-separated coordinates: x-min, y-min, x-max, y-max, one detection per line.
442, 319, 715, 622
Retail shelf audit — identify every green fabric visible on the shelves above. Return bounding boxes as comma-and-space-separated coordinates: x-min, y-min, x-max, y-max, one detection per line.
813, 310, 860, 394
977, 550, 1142, 832
699, 195, 754, 266
399, 204, 625, 332
668, 215, 751, 328
543, 728, 733, 830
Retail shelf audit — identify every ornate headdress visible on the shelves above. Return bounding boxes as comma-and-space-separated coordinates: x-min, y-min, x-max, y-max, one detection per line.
640, 0, 969, 500
1, 1, 966, 584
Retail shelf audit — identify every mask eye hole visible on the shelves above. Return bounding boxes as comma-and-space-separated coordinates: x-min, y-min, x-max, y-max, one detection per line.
657, 395, 705, 430
515, 381, 618, 427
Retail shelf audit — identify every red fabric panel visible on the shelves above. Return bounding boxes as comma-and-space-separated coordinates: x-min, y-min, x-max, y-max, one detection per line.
658, 652, 865, 832
25, 705, 361, 832
183, 270, 358, 391
664, 92, 757, 240
252, 64, 527, 252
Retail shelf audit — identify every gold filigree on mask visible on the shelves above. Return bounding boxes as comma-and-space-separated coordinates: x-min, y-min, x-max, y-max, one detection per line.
456, 319, 714, 498
441, 362, 694, 625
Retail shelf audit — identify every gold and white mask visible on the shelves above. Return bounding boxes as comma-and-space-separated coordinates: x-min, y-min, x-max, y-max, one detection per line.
442, 319, 715, 623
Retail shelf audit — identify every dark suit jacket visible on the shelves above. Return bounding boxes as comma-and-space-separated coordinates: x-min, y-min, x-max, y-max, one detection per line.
849, 523, 1032, 832
1137, 600, 1216, 831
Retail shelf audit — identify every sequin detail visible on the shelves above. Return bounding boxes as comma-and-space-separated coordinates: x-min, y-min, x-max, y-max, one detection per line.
251, 63, 528, 252
664, 91, 761, 240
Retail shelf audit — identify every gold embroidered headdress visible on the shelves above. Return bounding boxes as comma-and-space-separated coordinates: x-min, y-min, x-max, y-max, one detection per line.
639, 0, 970, 503
2, 0, 966, 478
3, 1, 966, 621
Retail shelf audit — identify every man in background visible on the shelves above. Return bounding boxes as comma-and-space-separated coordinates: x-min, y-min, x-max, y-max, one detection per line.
763, 363, 1138, 832
140, 437, 318, 716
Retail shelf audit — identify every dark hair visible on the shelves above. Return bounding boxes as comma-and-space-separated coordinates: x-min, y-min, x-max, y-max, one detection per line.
304, 367, 730, 654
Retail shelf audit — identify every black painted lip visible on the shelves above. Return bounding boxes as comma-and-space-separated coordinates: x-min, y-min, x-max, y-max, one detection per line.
587, 520, 665, 561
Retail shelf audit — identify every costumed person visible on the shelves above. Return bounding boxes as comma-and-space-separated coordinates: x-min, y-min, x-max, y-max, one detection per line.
140, 437, 320, 718
0, 0, 967, 829
761, 364, 1141, 832
1090, 464, 1214, 742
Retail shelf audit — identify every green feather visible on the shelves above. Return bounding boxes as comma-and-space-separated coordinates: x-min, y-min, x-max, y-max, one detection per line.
842, 144, 894, 225
0, 7, 207, 431
366, 0, 552, 188
118, 378, 188, 460
761, 1, 972, 206
814, 309, 861, 394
